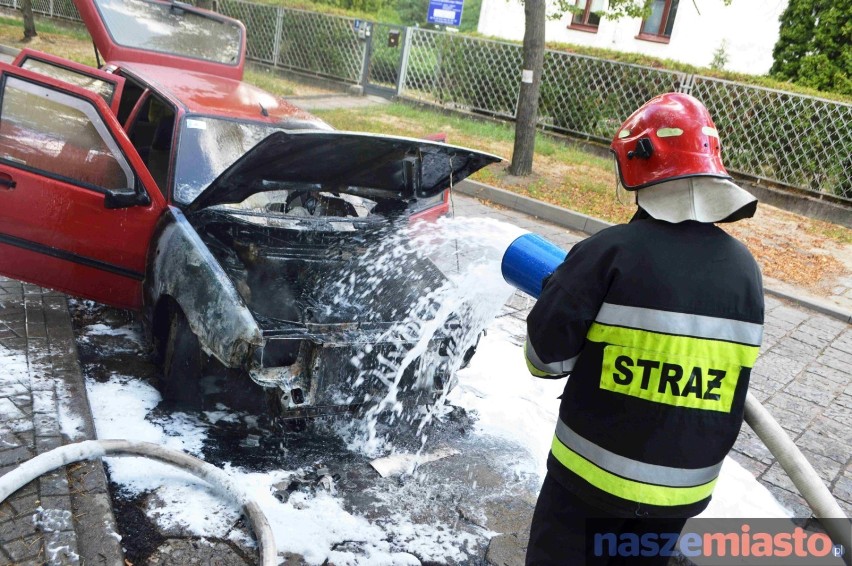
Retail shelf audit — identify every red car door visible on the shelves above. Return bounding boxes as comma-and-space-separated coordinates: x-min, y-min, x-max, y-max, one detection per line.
73, 0, 246, 80
0, 63, 166, 310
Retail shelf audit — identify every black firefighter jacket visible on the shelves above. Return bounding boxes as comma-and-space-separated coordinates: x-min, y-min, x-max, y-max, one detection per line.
525, 217, 764, 518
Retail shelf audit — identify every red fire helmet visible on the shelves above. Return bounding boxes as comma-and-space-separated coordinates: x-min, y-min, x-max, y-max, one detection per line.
610, 92, 731, 190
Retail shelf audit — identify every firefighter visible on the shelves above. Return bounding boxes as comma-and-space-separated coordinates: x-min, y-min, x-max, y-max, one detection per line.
524, 93, 764, 565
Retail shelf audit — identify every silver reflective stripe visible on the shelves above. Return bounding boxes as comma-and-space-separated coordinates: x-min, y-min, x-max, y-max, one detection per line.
525, 335, 578, 375
596, 303, 763, 346
555, 419, 722, 487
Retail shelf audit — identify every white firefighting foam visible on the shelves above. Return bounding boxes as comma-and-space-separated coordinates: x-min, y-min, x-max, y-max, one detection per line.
325, 216, 524, 458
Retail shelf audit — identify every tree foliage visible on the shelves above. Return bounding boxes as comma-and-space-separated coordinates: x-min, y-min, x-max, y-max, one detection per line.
550, 0, 650, 20
770, 0, 851, 95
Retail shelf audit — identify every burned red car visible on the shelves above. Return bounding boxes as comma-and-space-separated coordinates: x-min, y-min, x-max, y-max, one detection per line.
0, 0, 499, 416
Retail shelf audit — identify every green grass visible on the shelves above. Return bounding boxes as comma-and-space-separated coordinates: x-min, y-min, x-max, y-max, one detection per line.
805, 222, 852, 245
313, 101, 630, 223
314, 102, 611, 167
0, 14, 90, 40
244, 65, 298, 96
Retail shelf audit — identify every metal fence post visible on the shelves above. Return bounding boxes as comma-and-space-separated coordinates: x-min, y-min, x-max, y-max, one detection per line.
396, 26, 412, 97
359, 28, 372, 89
680, 73, 695, 95
273, 6, 283, 67
433, 34, 443, 103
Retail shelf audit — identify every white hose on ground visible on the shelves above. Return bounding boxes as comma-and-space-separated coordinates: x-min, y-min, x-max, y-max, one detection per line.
0, 439, 277, 566
744, 392, 851, 565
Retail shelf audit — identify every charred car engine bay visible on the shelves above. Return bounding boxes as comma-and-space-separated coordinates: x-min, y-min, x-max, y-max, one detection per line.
144, 132, 501, 419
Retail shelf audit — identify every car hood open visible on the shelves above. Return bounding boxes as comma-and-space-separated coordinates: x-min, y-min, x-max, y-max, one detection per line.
186, 130, 502, 212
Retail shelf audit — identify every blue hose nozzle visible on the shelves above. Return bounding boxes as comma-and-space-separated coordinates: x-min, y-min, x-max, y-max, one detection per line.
501, 233, 568, 299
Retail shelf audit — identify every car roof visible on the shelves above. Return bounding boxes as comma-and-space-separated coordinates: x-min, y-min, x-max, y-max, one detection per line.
117, 61, 328, 126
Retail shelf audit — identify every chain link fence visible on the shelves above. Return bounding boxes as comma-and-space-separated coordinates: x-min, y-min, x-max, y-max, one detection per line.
399, 30, 850, 199
690, 76, 852, 199
403, 30, 522, 118
0, 0, 79, 19
7, 0, 851, 201
218, 0, 365, 83
539, 53, 686, 142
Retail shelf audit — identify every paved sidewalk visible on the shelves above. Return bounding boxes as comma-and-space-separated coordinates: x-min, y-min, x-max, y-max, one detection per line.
0, 279, 123, 565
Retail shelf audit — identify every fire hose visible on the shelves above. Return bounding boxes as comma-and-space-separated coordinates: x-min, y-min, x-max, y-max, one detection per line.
0, 439, 277, 566
744, 394, 851, 565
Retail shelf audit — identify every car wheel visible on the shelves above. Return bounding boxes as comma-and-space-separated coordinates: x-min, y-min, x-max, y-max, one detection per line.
161, 308, 202, 406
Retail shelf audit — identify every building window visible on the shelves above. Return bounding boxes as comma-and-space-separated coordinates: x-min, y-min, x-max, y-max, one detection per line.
638, 0, 679, 42
570, 0, 604, 33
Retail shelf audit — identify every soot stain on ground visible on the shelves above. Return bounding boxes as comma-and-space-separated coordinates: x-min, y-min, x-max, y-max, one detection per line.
107, 483, 165, 564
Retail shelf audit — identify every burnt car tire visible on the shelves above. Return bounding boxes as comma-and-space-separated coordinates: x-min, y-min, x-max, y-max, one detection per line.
161, 308, 202, 406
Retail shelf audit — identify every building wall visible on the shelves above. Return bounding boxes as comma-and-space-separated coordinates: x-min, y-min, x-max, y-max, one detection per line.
477, 0, 788, 75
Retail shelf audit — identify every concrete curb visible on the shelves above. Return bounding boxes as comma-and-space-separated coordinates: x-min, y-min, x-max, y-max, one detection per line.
50, 296, 126, 565
456, 179, 613, 235
761, 283, 852, 325
0, 43, 20, 57
455, 179, 852, 324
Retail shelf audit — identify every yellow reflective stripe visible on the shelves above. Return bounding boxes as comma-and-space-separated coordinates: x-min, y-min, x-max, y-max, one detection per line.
587, 323, 760, 368
524, 340, 553, 377
525, 338, 577, 376
551, 435, 717, 507
526, 357, 551, 377
588, 323, 757, 413
555, 419, 723, 486
595, 303, 763, 346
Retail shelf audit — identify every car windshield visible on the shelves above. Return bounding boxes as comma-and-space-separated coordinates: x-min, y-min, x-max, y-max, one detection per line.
92, 0, 242, 65
174, 116, 287, 204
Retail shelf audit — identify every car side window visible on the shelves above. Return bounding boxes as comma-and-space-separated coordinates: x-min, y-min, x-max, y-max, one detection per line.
0, 76, 134, 191
19, 58, 117, 107
128, 94, 175, 198
116, 76, 145, 126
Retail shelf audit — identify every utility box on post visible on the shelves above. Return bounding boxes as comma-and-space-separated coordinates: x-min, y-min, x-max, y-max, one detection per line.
387, 29, 400, 48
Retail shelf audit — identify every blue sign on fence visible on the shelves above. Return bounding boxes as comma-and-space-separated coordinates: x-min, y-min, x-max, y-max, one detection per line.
427, 0, 464, 27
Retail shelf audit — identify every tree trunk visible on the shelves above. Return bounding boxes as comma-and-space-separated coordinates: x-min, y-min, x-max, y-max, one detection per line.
21, 0, 38, 40
508, 0, 545, 177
